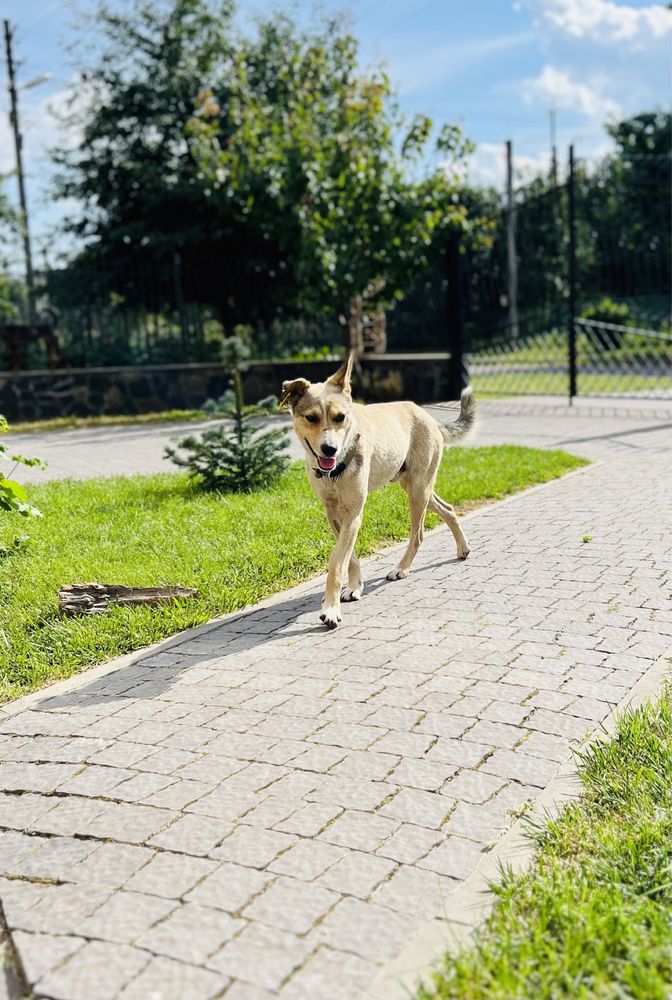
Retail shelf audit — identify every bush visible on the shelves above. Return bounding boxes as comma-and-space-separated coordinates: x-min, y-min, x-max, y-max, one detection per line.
580, 297, 631, 350
165, 335, 290, 491
0, 415, 45, 554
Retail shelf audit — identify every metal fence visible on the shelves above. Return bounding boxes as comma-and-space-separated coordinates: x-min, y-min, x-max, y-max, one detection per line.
458, 149, 671, 400
2, 149, 670, 399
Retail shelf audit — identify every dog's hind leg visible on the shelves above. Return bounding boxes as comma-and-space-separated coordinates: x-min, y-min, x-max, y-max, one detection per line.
387, 484, 432, 581
326, 509, 364, 601
427, 492, 470, 559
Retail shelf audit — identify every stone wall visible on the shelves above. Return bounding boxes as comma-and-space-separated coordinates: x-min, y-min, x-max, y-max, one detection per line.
0, 354, 452, 421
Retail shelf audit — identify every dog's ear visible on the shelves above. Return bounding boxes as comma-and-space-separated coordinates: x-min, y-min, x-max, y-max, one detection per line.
280, 377, 310, 410
326, 353, 355, 399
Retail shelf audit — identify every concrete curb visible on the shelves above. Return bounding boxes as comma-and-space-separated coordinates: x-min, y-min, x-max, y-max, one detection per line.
1, 459, 596, 720
364, 647, 672, 1000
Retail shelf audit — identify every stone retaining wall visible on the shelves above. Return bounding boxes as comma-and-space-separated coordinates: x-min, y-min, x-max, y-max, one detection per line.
0, 354, 452, 421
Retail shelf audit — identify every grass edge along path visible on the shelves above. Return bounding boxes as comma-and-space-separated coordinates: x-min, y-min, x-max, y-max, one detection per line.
0, 445, 587, 701
421, 683, 672, 1000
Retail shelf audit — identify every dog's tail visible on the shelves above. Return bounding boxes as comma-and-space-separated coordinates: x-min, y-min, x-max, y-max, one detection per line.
439, 386, 476, 445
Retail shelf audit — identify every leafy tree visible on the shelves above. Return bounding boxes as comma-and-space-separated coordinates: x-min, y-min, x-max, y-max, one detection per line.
165, 334, 289, 490
189, 14, 471, 338
51, 0, 296, 326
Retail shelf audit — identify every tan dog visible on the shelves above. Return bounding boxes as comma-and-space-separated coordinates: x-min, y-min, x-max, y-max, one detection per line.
282, 355, 475, 628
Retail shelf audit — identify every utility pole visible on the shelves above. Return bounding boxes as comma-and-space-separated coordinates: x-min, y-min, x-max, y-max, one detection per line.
505, 140, 519, 344
549, 105, 558, 185
3, 19, 36, 323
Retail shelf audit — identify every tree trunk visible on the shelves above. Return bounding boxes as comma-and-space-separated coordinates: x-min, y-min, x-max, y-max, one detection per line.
59, 583, 199, 616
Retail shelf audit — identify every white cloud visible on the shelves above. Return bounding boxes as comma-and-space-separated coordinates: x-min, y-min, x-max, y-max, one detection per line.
523, 0, 671, 45
522, 65, 621, 120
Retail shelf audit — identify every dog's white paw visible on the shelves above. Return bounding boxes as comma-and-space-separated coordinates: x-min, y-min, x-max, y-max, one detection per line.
341, 586, 363, 602
319, 605, 342, 629
457, 539, 470, 560
387, 567, 409, 581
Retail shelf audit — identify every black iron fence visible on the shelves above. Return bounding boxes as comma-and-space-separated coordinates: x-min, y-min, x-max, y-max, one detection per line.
457, 149, 671, 400
2, 150, 669, 399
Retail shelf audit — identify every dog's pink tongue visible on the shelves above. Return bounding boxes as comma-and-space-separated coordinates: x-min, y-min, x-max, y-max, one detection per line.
318, 455, 336, 471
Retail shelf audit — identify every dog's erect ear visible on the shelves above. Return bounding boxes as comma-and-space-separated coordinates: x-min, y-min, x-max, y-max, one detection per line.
326, 353, 355, 399
280, 377, 310, 410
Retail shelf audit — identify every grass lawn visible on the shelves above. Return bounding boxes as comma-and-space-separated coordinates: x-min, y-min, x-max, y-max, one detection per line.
470, 369, 671, 397
10, 409, 207, 433
0, 445, 586, 701
421, 686, 672, 1000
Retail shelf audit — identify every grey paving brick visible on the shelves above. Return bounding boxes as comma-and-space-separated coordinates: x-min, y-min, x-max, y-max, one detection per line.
244, 875, 339, 934
268, 839, 346, 881
319, 810, 399, 852
12, 931, 86, 985
463, 719, 525, 748
82, 802, 177, 844
275, 801, 343, 837
124, 850, 217, 898
317, 898, 420, 962
283, 947, 376, 1000
118, 955, 229, 1000
375, 823, 441, 864
147, 813, 231, 856
79, 890, 176, 943
481, 749, 559, 787
372, 863, 459, 919
418, 836, 486, 879
315, 850, 396, 898
71, 843, 154, 888
11, 883, 112, 934
185, 862, 272, 913
390, 757, 459, 791
137, 901, 242, 964
442, 769, 507, 803
378, 787, 453, 829
307, 774, 392, 811
210, 825, 297, 868
36, 941, 149, 1000
207, 923, 312, 992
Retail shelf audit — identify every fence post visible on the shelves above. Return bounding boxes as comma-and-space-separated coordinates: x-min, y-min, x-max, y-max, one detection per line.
446, 229, 468, 399
173, 251, 189, 361
567, 145, 578, 402
505, 140, 519, 344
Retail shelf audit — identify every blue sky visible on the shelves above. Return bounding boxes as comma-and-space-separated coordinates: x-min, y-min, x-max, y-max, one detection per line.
1, 0, 669, 266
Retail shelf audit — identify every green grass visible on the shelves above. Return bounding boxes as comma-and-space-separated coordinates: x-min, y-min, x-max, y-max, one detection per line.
10, 409, 207, 433
0, 445, 586, 701
422, 686, 672, 1000
471, 370, 671, 397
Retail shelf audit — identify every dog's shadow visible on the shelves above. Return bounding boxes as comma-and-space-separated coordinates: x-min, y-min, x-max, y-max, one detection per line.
34, 553, 468, 715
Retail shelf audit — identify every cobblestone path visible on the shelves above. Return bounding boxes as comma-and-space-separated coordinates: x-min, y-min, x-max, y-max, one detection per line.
0, 419, 669, 1000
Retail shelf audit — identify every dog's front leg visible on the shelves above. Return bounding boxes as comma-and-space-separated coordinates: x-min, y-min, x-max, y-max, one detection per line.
320, 509, 363, 629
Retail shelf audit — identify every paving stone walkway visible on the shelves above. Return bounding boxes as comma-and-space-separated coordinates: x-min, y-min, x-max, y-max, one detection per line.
0, 413, 670, 1000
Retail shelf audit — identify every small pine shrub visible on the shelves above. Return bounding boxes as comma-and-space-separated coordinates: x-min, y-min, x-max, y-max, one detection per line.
165, 336, 290, 492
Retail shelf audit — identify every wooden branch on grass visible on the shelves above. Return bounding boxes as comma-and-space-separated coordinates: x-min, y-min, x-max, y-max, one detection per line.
59, 583, 199, 617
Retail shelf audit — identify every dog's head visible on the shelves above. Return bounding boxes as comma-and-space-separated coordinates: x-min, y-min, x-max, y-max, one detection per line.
281, 355, 356, 473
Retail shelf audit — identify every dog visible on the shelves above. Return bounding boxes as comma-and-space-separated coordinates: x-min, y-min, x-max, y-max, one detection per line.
281, 355, 476, 628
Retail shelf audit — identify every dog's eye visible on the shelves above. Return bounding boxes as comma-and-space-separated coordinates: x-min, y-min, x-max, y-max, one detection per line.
333, 414, 345, 424
305, 414, 319, 424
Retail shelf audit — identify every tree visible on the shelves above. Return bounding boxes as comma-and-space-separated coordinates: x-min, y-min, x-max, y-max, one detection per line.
186, 14, 472, 339
51, 0, 296, 326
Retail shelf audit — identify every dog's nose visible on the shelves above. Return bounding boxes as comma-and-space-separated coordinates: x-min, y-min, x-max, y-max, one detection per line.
321, 444, 337, 457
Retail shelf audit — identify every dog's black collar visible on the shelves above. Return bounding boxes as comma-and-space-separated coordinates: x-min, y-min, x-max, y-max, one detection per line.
306, 433, 361, 482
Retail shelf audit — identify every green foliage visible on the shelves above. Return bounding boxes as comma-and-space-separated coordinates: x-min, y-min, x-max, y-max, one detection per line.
51, 2, 470, 336
189, 13, 471, 325
0, 445, 586, 700
0, 415, 45, 520
165, 335, 290, 490
422, 688, 672, 1000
